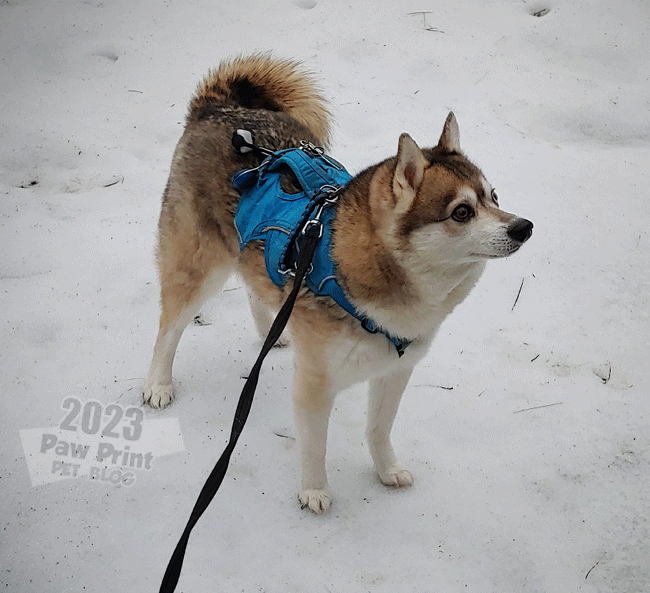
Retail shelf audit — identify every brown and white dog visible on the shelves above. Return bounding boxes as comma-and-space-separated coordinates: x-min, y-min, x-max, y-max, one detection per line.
144, 54, 533, 513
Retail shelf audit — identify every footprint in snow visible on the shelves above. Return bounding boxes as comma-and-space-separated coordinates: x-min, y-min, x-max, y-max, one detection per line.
93, 47, 119, 62
527, 3, 551, 17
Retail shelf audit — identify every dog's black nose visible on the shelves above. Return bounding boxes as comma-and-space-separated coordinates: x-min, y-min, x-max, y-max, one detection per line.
508, 218, 533, 243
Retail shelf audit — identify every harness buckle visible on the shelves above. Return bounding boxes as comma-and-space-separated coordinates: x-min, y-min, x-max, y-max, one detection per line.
279, 263, 313, 277
300, 141, 343, 170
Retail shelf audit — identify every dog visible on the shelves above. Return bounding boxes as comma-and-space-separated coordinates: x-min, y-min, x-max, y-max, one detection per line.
144, 54, 533, 513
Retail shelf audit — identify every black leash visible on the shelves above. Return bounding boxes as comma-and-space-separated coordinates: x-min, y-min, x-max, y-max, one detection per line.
159, 222, 321, 593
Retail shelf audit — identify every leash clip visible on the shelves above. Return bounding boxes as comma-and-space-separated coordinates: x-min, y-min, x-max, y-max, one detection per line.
301, 184, 341, 238
301, 218, 324, 239
280, 184, 341, 278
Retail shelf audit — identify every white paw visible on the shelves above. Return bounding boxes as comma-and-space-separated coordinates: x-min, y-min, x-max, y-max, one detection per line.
143, 382, 174, 409
378, 463, 414, 488
298, 487, 332, 514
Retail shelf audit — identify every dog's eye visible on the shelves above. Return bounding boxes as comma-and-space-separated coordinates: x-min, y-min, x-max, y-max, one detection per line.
491, 188, 499, 205
451, 204, 474, 222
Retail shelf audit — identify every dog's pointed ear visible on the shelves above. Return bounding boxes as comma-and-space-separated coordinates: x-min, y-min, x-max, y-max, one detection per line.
437, 112, 461, 153
392, 133, 427, 213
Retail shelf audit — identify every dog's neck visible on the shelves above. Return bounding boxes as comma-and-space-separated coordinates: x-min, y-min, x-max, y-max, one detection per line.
332, 169, 485, 340
332, 172, 414, 309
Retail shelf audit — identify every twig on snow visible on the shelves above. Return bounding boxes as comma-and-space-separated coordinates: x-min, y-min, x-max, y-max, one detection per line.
511, 278, 525, 311
475, 71, 489, 85
585, 561, 599, 580
103, 175, 124, 187
514, 402, 563, 414
117, 387, 134, 400
273, 432, 295, 440
407, 11, 445, 33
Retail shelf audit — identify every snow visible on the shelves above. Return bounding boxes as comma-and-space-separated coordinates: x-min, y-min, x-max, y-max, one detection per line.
1, 0, 649, 591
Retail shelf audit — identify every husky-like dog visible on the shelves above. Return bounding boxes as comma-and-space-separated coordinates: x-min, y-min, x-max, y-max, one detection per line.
144, 54, 532, 513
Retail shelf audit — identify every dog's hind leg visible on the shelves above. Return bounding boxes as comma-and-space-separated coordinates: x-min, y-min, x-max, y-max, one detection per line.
366, 367, 414, 487
144, 262, 231, 409
144, 202, 234, 408
246, 287, 290, 347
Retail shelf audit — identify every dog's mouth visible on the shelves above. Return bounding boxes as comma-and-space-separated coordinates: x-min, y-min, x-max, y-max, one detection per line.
471, 244, 522, 259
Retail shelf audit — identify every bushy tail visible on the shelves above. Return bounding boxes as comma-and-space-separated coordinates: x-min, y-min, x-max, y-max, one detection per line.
188, 53, 332, 147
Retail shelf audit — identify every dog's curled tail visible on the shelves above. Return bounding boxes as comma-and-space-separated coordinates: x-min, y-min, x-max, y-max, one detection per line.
188, 53, 332, 147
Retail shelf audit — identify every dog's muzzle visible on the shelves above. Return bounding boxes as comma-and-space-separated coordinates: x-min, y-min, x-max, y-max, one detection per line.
507, 218, 533, 243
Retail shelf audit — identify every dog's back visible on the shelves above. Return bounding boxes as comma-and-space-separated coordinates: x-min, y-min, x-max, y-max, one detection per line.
158, 54, 332, 256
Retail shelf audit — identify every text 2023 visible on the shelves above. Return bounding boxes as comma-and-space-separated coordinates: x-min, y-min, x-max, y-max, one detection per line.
59, 397, 144, 441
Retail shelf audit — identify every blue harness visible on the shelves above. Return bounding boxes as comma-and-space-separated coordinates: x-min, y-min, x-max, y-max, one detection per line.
233, 145, 411, 357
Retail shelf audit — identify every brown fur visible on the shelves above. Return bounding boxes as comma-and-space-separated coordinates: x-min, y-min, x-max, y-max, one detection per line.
331, 163, 415, 308
152, 55, 333, 343
144, 54, 532, 514
188, 53, 331, 146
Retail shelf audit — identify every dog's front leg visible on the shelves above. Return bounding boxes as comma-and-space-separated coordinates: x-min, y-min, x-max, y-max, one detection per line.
367, 367, 414, 487
293, 364, 335, 514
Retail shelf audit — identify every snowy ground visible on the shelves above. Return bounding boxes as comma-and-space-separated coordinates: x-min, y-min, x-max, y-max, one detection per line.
1, 0, 649, 591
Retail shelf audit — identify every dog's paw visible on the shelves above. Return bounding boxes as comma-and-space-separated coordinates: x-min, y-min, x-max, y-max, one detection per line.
143, 383, 174, 409
378, 463, 414, 488
298, 487, 332, 514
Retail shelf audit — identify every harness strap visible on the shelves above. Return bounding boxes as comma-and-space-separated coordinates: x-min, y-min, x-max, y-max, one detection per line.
280, 148, 333, 193
318, 279, 411, 356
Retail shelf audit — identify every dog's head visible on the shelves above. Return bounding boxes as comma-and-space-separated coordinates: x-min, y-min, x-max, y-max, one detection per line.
370, 113, 532, 268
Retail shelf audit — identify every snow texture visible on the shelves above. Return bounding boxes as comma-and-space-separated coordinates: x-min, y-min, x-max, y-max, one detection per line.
1, 0, 649, 592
